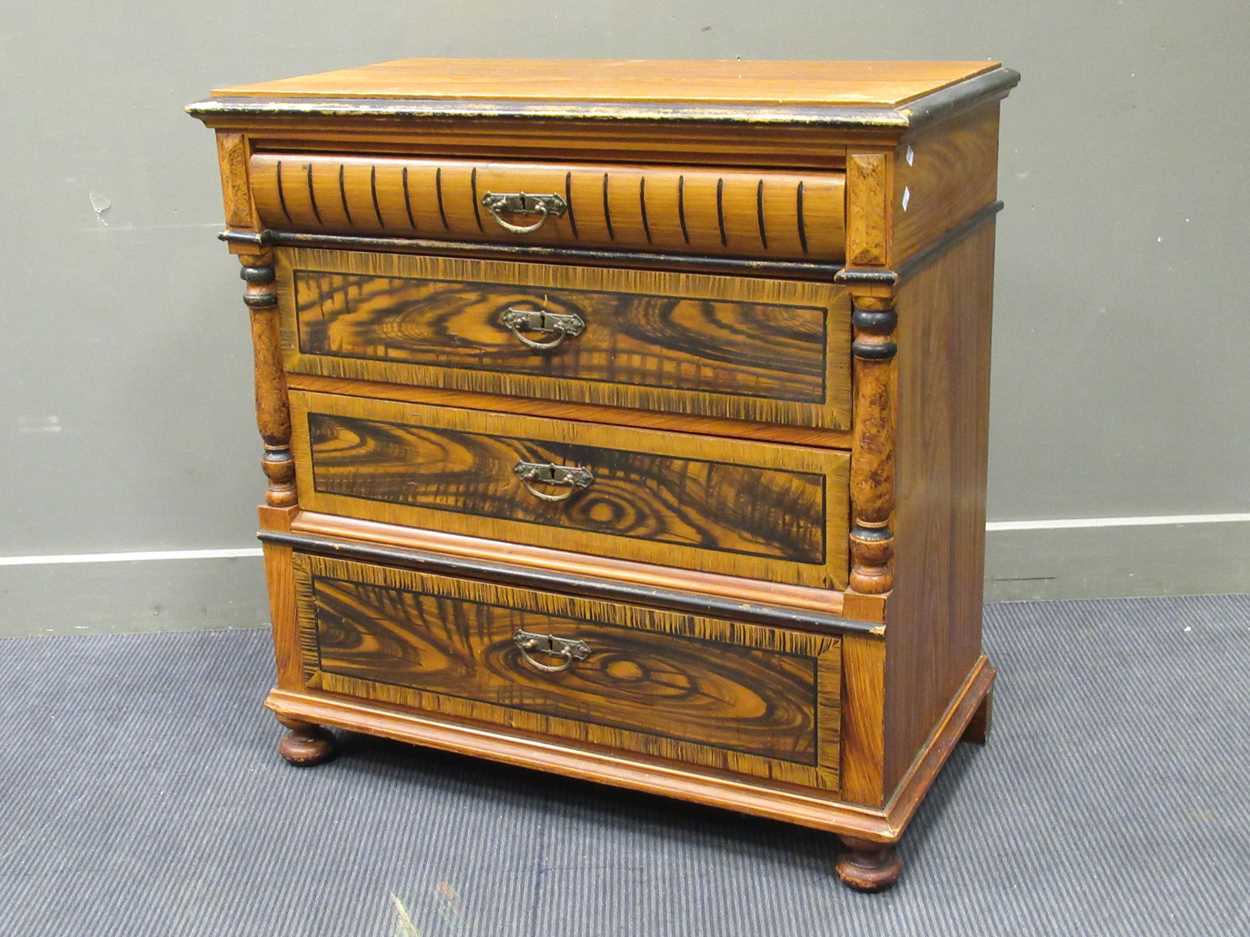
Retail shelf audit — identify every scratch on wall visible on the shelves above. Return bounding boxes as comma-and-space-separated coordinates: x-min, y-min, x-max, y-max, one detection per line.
17, 415, 62, 434
89, 191, 112, 226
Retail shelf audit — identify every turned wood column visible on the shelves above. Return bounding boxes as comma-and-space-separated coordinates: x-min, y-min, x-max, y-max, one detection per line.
849, 296, 896, 594
240, 254, 296, 507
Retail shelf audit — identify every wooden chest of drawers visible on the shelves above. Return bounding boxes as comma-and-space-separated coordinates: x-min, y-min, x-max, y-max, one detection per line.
188, 58, 1017, 892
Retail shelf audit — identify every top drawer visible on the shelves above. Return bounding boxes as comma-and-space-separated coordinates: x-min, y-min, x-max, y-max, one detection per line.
249, 153, 845, 263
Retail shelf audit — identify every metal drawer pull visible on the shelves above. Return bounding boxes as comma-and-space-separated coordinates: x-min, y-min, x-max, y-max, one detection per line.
481, 191, 568, 234
513, 460, 594, 502
513, 628, 592, 673
500, 306, 586, 350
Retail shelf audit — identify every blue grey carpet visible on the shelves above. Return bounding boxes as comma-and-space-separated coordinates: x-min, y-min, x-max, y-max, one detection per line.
2, 594, 1248, 936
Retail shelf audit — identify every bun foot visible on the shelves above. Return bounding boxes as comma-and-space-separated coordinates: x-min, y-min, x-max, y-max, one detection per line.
963, 688, 993, 745
276, 715, 336, 766
835, 836, 902, 892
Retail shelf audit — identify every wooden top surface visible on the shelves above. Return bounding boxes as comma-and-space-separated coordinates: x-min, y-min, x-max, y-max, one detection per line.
214, 59, 1001, 108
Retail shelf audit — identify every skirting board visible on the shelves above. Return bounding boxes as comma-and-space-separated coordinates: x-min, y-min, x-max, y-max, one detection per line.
0, 556, 267, 637
984, 520, 1250, 601
1, 521, 1246, 635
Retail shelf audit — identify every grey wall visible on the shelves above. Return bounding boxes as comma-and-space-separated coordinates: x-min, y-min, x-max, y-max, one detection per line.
2, 1, 1248, 634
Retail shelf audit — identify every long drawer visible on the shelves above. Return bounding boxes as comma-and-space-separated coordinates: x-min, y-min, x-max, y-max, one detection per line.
293, 551, 841, 790
289, 390, 850, 589
251, 153, 845, 262
277, 247, 852, 431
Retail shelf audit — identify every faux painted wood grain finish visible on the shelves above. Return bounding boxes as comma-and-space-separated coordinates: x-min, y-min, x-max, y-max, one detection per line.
288, 390, 851, 590
891, 103, 1000, 264
250, 154, 845, 262
206, 120, 854, 172
217, 58, 1000, 108
192, 58, 1018, 873
884, 222, 996, 794
291, 511, 856, 622
294, 270, 826, 403
286, 373, 854, 450
308, 412, 826, 564
258, 504, 302, 690
313, 578, 819, 762
839, 633, 887, 807
278, 247, 852, 431
294, 552, 841, 789
264, 655, 994, 842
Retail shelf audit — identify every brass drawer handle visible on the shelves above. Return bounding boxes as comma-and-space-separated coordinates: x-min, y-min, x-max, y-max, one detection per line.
514, 460, 594, 502
481, 191, 568, 234
500, 306, 586, 351
513, 628, 591, 673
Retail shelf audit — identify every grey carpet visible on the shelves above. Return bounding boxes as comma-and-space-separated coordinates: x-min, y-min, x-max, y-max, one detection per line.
2, 594, 1248, 937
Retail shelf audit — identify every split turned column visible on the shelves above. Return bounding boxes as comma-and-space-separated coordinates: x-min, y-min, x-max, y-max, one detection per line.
848, 294, 897, 594
239, 254, 296, 508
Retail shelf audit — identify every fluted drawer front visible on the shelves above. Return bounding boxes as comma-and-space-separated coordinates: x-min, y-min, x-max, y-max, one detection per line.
251, 153, 845, 262
289, 390, 850, 589
278, 247, 851, 430
293, 551, 841, 790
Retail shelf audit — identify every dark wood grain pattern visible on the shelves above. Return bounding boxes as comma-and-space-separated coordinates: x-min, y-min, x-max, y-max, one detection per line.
289, 390, 850, 589
313, 575, 818, 763
307, 412, 826, 564
278, 248, 852, 431
293, 552, 842, 788
251, 154, 845, 262
294, 270, 826, 403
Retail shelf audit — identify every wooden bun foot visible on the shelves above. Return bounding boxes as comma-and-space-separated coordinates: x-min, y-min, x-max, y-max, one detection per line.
962, 688, 993, 745
276, 715, 336, 766
835, 836, 902, 892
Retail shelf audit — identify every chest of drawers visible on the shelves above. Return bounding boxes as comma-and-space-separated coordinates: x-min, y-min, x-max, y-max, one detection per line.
188, 58, 1017, 891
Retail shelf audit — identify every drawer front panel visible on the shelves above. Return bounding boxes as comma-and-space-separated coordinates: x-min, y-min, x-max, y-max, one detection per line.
278, 248, 851, 430
290, 390, 850, 589
252, 154, 845, 263
294, 552, 841, 789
